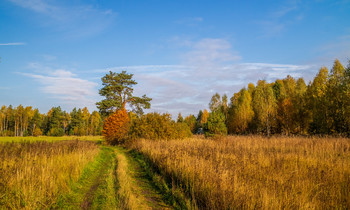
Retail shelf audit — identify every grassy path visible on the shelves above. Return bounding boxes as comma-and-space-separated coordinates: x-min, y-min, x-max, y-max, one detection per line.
115, 146, 173, 209
54, 145, 179, 209
53, 146, 118, 209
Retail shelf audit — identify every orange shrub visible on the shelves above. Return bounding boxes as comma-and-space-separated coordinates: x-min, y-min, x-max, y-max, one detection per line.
102, 109, 130, 144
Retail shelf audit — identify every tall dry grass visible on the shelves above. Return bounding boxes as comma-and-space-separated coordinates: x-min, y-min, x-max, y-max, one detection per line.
0, 135, 103, 143
132, 136, 350, 209
0, 140, 100, 209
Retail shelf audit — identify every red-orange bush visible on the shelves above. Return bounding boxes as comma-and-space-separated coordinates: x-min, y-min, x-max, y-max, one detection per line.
102, 109, 130, 144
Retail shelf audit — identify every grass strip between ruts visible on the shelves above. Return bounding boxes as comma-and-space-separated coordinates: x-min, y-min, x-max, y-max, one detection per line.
125, 148, 195, 209
52, 146, 118, 209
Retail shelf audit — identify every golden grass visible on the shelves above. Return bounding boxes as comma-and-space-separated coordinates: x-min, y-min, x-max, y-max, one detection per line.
131, 136, 350, 209
0, 140, 100, 209
115, 148, 140, 209
115, 147, 160, 209
0, 135, 103, 143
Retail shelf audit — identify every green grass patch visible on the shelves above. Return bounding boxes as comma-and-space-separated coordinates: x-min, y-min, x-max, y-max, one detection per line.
52, 146, 117, 209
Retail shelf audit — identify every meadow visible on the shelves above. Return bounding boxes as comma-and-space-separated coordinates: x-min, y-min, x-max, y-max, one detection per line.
0, 137, 177, 209
1, 135, 349, 209
131, 136, 350, 209
0, 140, 100, 209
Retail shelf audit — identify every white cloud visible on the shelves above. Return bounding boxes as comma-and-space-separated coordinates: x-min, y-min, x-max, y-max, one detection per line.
183, 38, 241, 69
21, 66, 98, 110
0, 42, 26, 46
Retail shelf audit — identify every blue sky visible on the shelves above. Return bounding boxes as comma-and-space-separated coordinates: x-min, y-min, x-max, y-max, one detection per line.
0, 0, 350, 117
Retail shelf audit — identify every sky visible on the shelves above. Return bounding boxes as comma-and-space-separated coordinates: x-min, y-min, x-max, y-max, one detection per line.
0, 0, 350, 117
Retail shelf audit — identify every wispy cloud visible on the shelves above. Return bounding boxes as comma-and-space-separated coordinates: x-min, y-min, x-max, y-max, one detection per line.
9, 0, 56, 14
21, 64, 98, 110
316, 35, 350, 64
8, 0, 116, 38
257, 2, 303, 37
41, 54, 57, 61
175, 17, 203, 26
271, 5, 298, 18
183, 38, 241, 68
0, 42, 26, 46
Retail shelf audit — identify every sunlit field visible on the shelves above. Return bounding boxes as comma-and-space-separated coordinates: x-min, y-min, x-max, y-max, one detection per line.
0, 136, 103, 143
132, 136, 350, 209
0, 140, 100, 209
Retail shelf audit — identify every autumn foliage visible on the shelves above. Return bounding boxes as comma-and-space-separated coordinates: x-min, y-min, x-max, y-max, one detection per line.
205, 59, 350, 136
102, 109, 130, 144
129, 112, 192, 140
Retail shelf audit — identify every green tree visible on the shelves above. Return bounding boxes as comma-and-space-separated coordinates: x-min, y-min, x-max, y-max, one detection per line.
82, 107, 90, 135
96, 71, 151, 116
46, 107, 65, 136
89, 111, 103, 135
204, 111, 227, 138
195, 110, 203, 132
326, 59, 345, 133
227, 91, 241, 134
307, 67, 329, 134
342, 61, 350, 135
228, 88, 254, 133
30, 108, 43, 136
177, 113, 184, 123
278, 75, 297, 135
14, 105, 24, 136
0, 106, 6, 136
184, 114, 196, 133
69, 108, 84, 135
62, 111, 70, 135
294, 78, 308, 134
253, 80, 277, 136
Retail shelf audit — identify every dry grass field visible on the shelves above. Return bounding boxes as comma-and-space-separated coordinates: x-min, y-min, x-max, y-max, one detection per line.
0, 136, 103, 143
132, 136, 350, 209
0, 140, 100, 209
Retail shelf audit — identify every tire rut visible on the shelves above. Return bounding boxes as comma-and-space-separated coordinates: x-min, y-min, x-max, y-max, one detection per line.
116, 147, 172, 209
80, 165, 105, 209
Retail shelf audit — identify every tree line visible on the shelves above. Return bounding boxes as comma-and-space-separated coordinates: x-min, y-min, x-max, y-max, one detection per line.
2, 58, 348, 139
99, 58, 350, 144
0, 106, 103, 136
186, 59, 350, 137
